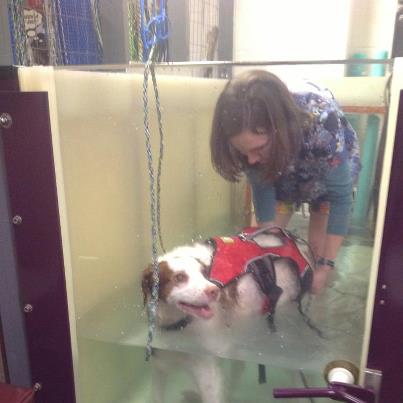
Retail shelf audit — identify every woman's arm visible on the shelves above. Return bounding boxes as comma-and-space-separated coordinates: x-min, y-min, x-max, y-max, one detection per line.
246, 169, 278, 227
311, 161, 353, 293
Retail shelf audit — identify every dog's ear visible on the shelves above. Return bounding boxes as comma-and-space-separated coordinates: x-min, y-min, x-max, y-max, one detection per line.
141, 261, 174, 305
141, 264, 154, 306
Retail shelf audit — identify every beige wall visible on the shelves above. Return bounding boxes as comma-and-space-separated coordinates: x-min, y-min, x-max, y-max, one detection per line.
233, 0, 397, 77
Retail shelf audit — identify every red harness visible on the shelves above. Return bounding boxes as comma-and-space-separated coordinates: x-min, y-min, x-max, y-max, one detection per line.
207, 227, 313, 314
208, 227, 311, 286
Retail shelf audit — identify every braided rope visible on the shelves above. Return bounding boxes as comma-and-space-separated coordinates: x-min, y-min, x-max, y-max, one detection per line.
136, 0, 143, 61
150, 64, 166, 254
128, 0, 143, 62
142, 43, 166, 360
128, 1, 136, 61
8, 0, 28, 65
43, 0, 59, 65
92, 0, 104, 59
54, 0, 68, 64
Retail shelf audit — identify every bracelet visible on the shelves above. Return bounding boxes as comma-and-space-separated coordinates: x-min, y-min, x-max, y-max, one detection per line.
317, 257, 335, 269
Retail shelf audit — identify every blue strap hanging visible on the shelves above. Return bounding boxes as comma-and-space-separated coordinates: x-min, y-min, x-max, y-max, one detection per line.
140, 0, 169, 61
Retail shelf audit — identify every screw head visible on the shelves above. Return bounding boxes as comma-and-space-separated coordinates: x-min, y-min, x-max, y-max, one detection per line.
12, 215, 22, 225
0, 113, 13, 129
24, 304, 33, 313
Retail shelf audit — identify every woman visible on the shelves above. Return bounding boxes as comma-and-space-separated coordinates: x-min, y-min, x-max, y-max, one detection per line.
210, 70, 361, 293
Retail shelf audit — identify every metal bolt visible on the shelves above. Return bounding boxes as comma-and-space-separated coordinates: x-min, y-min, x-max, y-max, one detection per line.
12, 215, 22, 225
379, 300, 385, 305
0, 113, 13, 129
33, 383, 42, 391
381, 284, 387, 290
23, 304, 33, 313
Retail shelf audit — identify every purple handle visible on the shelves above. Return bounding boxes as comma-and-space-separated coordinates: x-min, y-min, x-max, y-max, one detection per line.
273, 382, 375, 403
273, 387, 337, 399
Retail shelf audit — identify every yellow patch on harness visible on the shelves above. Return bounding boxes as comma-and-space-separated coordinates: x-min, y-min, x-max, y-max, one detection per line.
220, 236, 235, 244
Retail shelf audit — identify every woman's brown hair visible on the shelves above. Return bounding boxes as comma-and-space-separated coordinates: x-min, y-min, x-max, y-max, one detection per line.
210, 70, 310, 182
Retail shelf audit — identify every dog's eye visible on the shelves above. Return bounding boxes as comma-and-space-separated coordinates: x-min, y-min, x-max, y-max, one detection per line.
174, 272, 188, 283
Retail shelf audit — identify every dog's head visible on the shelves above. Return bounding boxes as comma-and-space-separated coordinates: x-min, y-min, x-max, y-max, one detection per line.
141, 245, 219, 320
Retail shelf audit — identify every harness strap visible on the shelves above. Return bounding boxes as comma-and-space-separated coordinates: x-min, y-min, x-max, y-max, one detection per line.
161, 316, 193, 331
248, 256, 283, 318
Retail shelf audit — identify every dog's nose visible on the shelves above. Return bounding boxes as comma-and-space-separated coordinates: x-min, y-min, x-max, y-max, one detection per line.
205, 285, 219, 301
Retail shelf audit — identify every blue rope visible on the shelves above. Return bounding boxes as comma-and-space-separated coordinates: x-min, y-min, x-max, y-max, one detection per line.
140, 0, 169, 61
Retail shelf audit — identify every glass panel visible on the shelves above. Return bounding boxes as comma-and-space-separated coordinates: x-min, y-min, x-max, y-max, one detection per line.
18, 61, 390, 402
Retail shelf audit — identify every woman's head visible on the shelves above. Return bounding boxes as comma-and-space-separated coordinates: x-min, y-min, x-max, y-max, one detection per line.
210, 70, 308, 182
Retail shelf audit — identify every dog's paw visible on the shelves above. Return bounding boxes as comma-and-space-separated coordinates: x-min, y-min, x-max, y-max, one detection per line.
180, 390, 202, 403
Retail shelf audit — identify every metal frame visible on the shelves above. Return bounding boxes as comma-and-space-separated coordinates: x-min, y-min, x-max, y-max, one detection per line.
366, 89, 403, 401
0, 66, 31, 387
0, 70, 76, 402
0, 120, 32, 387
47, 58, 393, 72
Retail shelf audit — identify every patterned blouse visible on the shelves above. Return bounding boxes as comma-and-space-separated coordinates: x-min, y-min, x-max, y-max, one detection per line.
247, 81, 361, 236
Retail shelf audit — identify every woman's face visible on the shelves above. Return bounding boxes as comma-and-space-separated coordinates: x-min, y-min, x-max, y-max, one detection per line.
229, 128, 271, 166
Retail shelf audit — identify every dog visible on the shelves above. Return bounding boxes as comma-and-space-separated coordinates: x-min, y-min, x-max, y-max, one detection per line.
141, 226, 316, 403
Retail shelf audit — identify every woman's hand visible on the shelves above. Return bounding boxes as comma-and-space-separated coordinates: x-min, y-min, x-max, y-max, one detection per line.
311, 264, 333, 294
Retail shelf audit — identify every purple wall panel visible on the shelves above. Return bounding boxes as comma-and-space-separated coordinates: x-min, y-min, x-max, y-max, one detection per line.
367, 92, 403, 402
0, 91, 76, 403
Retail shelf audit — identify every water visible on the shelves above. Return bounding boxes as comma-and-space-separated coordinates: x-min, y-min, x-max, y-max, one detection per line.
75, 224, 372, 402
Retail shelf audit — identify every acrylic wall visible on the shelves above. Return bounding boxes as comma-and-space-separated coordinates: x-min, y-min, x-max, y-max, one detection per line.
16, 66, 388, 403
17, 66, 247, 402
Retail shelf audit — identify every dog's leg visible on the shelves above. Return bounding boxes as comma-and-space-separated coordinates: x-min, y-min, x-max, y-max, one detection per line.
188, 355, 224, 403
227, 359, 245, 399
150, 350, 170, 403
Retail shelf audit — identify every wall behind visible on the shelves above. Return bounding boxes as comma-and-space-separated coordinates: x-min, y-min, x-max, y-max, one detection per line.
347, 0, 397, 59
234, 0, 350, 62
233, 0, 397, 78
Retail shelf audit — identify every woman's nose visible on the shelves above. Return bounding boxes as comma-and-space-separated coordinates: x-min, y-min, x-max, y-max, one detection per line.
247, 153, 260, 165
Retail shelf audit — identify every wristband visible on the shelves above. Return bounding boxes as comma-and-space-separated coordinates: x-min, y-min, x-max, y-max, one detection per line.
317, 257, 335, 268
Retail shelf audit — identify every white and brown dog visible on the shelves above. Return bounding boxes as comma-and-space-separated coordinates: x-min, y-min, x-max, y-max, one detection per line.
142, 226, 316, 403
